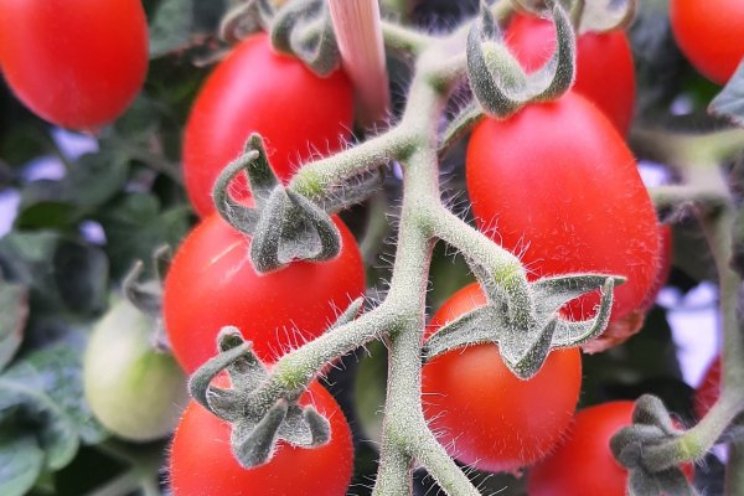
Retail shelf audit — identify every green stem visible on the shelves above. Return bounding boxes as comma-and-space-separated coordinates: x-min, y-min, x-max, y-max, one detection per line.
84, 470, 142, 496
649, 184, 729, 211
381, 20, 434, 56
726, 441, 744, 495
289, 127, 413, 202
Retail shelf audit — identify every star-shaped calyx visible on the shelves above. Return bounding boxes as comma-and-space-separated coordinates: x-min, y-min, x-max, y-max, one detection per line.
423, 273, 623, 379
212, 133, 341, 273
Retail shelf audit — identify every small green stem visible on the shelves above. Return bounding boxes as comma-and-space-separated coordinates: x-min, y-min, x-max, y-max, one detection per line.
649, 185, 729, 211
726, 441, 744, 495
289, 127, 413, 202
381, 20, 434, 55
84, 470, 142, 496
642, 395, 743, 471
406, 429, 481, 496
360, 191, 391, 264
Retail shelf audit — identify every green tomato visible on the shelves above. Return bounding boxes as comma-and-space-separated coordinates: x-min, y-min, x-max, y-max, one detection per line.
84, 297, 188, 442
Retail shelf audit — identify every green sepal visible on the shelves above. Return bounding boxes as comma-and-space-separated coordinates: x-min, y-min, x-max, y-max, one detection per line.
710, 59, 744, 128
270, 0, 340, 76
467, 0, 576, 119
610, 395, 699, 496
219, 0, 275, 43
424, 273, 618, 379
188, 328, 333, 468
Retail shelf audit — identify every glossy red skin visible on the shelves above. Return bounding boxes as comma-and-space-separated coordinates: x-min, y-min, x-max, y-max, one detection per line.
694, 357, 721, 419
163, 214, 365, 372
529, 401, 693, 495
421, 283, 582, 473
466, 92, 660, 322
0, 0, 147, 130
528, 402, 635, 495
170, 381, 353, 496
670, 0, 744, 85
183, 33, 354, 217
505, 13, 635, 134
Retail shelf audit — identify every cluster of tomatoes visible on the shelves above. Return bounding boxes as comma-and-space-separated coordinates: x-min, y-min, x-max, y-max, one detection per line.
2, 0, 743, 494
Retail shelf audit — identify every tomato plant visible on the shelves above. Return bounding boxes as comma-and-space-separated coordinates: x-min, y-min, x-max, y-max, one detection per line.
670, 0, 744, 85
183, 32, 354, 217
421, 283, 582, 473
0, 0, 148, 130
170, 381, 353, 496
505, 13, 635, 133
466, 91, 660, 323
84, 298, 188, 442
163, 213, 365, 372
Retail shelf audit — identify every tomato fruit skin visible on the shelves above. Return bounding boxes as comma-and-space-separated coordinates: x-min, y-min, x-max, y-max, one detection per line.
694, 357, 721, 419
84, 298, 188, 442
528, 401, 693, 495
466, 92, 660, 322
421, 283, 582, 473
170, 381, 353, 496
505, 13, 635, 134
528, 401, 635, 496
163, 213, 365, 372
183, 33, 354, 217
670, 0, 744, 85
0, 0, 148, 130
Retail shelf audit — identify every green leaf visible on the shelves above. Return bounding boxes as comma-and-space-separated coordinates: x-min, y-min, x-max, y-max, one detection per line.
0, 428, 44, 496
710, 60, 744, 127
0, 232, 109, 316
0, 278, 28, 371
98, 193, 192, 278
16, 151, 129, 229
149, 0, 228, 58
0, 345, 106, 474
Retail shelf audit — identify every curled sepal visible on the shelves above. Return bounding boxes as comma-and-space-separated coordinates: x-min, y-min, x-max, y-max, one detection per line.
213, 134, 279, 235
327, 297, 365, 333
574, 0, 637, 35
467, 0, 576, 118
610, 395, 698, 496
219, 0, 275, 43
187, 329, 333, 468
424, 273, 619, 379
250, 188, 342, 273
270, 0, 340, 76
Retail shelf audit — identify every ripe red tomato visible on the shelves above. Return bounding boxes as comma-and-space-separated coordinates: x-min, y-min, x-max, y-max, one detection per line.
170, 381, 353, 496
0, 0, 148, 130
505, 13, 635, 134
670, 0, 744, 85
694, 357, 721, 419
528, 401, 693, 495
183, 33, 354, 217
163, 213, 365, 372
466, 92, 660, 322
421, 283, 582, 473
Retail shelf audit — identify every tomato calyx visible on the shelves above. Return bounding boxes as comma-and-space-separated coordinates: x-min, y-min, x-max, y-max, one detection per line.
213, 134, 341, 273
423, 273, 620, 379
467, 0, 575, 119
188, 328, 331, 468
220, 0, 340, 76
610, 395, 697, 495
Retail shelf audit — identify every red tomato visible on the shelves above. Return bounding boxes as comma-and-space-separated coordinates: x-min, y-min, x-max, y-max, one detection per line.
0, 0, 148, 130
163, 213, 365, 372
421, 283, 582, 473
670, 0, 744, 85
694, 357, 721, 419
505, 13, 635, 134
170, 381, 353, 496
183, 33, 354, 217
529, 401, 693, 495
466, 92, 660, 322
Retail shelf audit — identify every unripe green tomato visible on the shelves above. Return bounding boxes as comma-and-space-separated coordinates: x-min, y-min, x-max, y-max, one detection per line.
84, 298, 189, 442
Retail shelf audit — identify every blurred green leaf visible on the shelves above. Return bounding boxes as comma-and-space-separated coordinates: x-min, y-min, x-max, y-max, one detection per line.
0, 277, 28, 371
16, 152, 129, 229
149, 0, 228, 58
0, 232, 109, 316
0, 429, 44, 496
98, 193, 191, 278
0, 345, 105, 477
